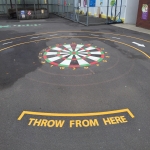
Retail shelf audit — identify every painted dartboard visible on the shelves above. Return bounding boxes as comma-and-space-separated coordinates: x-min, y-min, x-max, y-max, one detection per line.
41, 43, 105, 68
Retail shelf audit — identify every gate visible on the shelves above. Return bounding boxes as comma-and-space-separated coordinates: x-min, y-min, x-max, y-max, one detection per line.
52, 0, 78, 22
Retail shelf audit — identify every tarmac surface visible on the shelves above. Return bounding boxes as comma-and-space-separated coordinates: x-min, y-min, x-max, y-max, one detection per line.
0, 15, 150, 150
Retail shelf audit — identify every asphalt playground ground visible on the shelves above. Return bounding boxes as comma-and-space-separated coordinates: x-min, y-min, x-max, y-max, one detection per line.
0, 15, 150, 150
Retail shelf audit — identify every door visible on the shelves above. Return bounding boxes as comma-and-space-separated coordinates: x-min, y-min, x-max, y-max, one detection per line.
136, 0, 150, 29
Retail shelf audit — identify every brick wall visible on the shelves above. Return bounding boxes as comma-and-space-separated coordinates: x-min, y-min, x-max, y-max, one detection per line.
136, 0, 150, 29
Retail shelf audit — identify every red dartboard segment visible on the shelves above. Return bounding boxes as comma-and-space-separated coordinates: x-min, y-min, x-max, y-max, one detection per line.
50, 62, 59, 66
101, 54, 105, 58
69, 65, 80, 68
80, 48, 84, 50
43, 55, 47, 59
82, 57, 86, 60
85, 44, 91, 47
46, 49, 50, 52
71, 43, 77, 47
90, 61, 98, 65
96, 48, 101, 51
72, 58, 77, 60
62, 57, 67, 60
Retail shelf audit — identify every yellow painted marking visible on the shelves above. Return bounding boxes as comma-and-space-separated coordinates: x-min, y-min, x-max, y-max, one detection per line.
70, 119, 99, 128
101, 48, 104, 51
28, 118, 65, 127
60, 67, 65, 70
50, 65, 53, 67
103, 116, 128, 125
96, 64, 99, 66
84, 67, 88, 69
103, 60, 107, 62
73, 68, 76, 70
106, 56, 110, 58
0, 31, 149, 44
41, 61, 45, 64
105, 52, 108, 54
97, 32, 150, 43
0, 36, 149, 59
17, 108, 135, 121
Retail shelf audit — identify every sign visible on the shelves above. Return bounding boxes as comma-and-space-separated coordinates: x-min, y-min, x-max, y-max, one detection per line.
41, 9, 44, 14
89, 0, 96, 7
21, 10, 25, 18
83, 0, 87, 7
27, 11, 31, 16
64, 0, 66, 6
100, 0, 103, 6
21, 10, 25, 15
142, 4, 148, 20
110, 0, 116, 6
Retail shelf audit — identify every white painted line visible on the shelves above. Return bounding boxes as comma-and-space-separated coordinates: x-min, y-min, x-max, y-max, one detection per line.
112, 37, 120, 39
30, 36, 40, 39
49, 34, 58, 37
132, 42, 145, 47
91, 34, 99, 37
2, 41, 13, 45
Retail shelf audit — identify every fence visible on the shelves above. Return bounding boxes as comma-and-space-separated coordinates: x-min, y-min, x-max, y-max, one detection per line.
52, 0, 126, 26
0, 0, 126, 26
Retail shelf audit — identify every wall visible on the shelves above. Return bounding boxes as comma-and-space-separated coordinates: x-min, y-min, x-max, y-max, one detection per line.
124, 0, 139, 24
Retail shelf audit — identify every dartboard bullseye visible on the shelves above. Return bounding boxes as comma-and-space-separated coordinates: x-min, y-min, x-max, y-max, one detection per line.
39, 43, 105, 68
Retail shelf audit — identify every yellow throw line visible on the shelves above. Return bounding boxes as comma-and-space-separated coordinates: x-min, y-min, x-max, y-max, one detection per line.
18, 108, 135, 120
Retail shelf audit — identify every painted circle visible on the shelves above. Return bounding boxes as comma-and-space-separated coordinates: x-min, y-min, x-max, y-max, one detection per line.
0, 32, 139, 86
42, 43, 105, 68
